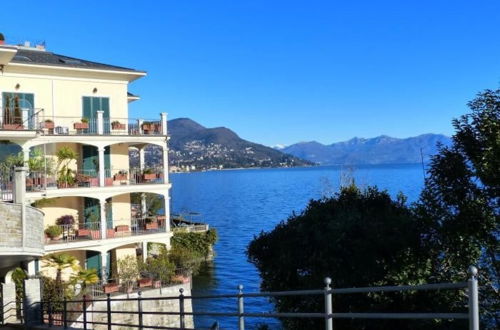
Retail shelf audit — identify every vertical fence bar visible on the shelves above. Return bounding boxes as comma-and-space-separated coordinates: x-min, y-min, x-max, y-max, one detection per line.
237, 285, 245, 330
467, 266, 479, 330
138, 291, 143, 329
48, 300, 53, 327
82, 295, 87, 330
179, 288, 185, 330
107, 293, 112, 330
324, 277, 333, 330
40, 301, 44, 326
63, 296, 68, 329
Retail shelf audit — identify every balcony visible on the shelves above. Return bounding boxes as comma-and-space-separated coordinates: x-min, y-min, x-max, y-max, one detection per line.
0, 108, 168, 137
25, 167, 165, 193
44, 217, 168, 246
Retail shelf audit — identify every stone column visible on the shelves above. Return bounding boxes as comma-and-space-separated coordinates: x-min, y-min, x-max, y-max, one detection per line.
98, 147, 105, 186
141, 193, 147, 218
160, 112, 168, 135
22, 147, 30, 164
99, 199, 107, 240
97, 110, 104, 135
163, 193, 170, 233
14, 167, 27, 204
142, 241, 148, 262
23, 278, 42, 326
100, 252, 108, 282
162, 146, 169, 184
139, 147, 145, 171
2, 282, 17, 324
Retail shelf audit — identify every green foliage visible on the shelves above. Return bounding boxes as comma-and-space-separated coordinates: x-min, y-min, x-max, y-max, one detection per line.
117, 255, 140, 289
71, 269, 99, 295
41, 276, 74, 311
140, 249, 176, 283
56, 146, 77, 186
130, 193, 163, 216
43, 253, 80, 302
248, 186, 441, 330
248, 88, 499, 329
171, 228, 217, 259
414, 88, 500, 328
168, 246, 203, 275
12, 268, 26, 318
45, 225, 63, 238
28, 147, 55, 173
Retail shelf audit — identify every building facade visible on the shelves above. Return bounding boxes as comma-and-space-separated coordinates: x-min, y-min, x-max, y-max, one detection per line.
0, 42, 171, 281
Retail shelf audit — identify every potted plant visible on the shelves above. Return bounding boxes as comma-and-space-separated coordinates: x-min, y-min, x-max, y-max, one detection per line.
74, 117, 89, 130
111, 120, 125, 130
45, 225, 63, 240
117, 255, 140, 294
141, 121, 154, 131
145, 217, 158, 230
43, 119, 55, 129
113, 170, 128, 181
142, 168, 156, 181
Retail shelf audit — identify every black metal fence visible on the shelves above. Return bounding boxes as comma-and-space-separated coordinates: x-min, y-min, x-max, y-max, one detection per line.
35, 266, 479, 330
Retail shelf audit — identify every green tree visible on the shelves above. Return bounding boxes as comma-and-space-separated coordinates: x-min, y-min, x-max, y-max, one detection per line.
415, 88, 499, 327
71, 269, 99, 295
248, 186, 444, 330
43, 253, 80, 298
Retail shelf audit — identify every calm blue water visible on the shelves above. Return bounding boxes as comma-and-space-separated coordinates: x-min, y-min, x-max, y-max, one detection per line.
170, 164, 425, 329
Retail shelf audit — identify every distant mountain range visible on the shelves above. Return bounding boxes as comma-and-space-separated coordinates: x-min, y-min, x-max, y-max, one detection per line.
281, 134, 451, 165
165, 118, 312, 170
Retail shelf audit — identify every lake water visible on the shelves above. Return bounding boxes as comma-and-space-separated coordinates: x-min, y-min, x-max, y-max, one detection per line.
169, 164, 426, 329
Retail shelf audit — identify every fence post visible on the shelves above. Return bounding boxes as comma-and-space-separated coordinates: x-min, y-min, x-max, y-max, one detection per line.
179, 288, 185, 329
237, 284, 245, 330
138, 291, 143, 329
48, 300, 53, 328
324, 277, 333, 330
63, 296, 68, 329
467, 266, 479, 330
40, 301, 44, 326
107, 293, 112, 330
82, 295, 87, 330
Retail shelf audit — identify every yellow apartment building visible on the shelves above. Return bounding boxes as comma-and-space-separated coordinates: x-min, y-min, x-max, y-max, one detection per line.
0, 42, 171, 281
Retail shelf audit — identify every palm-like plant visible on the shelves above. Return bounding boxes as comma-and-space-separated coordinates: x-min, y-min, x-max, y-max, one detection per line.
56, 147, 78, 187
71, 269, 99, 295
43, 253, 80, 297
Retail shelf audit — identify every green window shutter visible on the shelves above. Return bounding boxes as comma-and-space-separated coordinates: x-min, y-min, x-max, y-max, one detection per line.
86, 251, 101, 277
82, 96, 92, 119
82, 146, 98, 174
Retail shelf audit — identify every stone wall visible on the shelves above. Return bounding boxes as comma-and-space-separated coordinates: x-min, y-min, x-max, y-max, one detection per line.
0, 202, 44, 251
70, 283, 194, 329
0, 202, 22, 248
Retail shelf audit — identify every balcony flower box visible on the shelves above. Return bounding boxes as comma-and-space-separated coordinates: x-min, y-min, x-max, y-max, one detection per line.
111, 122, 126, 130
73, 122, 89, 130
107, 229, 115, 238
90, 230, 100, 239
138, 278, 153, 288
3, 123, 24, 130
171, 275, 190, 284
103, 283, 119, 294
113, 174, 128, 181
145, 222, 159, 230
42, 120, 55, 129
77, 228, 91, 238
142, 173, 156, 181
141, 123, 158, 131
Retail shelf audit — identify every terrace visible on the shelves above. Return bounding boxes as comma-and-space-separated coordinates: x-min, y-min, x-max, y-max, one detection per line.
0, 109, 168, 136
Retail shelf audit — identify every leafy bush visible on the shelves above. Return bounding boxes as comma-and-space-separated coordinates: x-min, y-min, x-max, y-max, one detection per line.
171, 228, 218, 259
45, 225, 63, 238
56, 215, 75, 226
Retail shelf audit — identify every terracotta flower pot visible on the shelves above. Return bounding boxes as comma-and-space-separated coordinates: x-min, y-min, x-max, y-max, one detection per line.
74, 122, 89, 130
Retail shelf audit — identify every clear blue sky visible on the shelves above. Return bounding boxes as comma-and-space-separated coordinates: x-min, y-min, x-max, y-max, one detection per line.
1, 1, 499, 146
